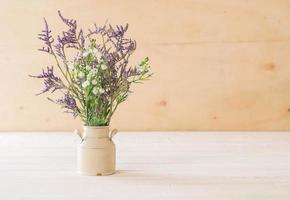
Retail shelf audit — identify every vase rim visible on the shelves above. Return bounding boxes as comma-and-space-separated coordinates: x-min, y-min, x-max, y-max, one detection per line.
83, 125, 109, 129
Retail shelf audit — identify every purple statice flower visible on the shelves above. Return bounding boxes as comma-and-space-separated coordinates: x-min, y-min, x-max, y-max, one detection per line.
54, 11, 84, 59
32, 11, 152, 126
86, 23, 139, 99
88, 23, 136, 70
48, 93, 80, 117
38, 18, 54, 54
30, 66, 63, 95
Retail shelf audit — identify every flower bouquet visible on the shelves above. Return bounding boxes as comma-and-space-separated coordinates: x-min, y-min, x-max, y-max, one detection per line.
31, 11, 152, 175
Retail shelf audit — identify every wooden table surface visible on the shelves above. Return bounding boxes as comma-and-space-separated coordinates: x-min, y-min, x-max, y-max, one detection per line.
0, 132, 290, 200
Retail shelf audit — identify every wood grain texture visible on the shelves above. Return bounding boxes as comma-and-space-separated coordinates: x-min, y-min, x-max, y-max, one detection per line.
0, 0, 290, 131
0, 132, 290, 199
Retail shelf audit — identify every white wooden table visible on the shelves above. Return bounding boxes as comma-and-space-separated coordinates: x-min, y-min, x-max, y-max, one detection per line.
0, 132, 290, 200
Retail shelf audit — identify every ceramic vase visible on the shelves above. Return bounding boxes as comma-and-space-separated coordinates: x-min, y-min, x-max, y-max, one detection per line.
75, 126, 117, 176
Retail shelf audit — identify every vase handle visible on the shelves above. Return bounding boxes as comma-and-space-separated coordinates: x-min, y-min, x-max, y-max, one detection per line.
74, 129, 83, 139
110, 129, 118, 140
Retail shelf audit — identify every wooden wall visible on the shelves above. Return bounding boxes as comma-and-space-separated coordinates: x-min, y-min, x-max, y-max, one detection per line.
0, 0, 290, 131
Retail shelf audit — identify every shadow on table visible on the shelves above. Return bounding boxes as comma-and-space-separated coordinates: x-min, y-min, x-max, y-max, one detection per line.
112, 170, 268, 186
112, 170, 213, 186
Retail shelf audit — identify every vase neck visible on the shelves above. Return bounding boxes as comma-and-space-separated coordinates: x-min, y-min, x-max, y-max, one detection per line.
83, 126, 109, 138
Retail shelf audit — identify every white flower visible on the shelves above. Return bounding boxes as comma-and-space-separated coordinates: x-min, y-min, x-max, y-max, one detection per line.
91, 68, 98, 74
78, 71, 85, 79
92, 79, 97, 85
92, 86, 105, 95
73, 71, 78, 80
95, 53, 102, 61
99, 88, 105, 94
136, 65, 143, 73
93, 87, 98, 95
68, 62, 74, 70
101, 64, 107, 70
85, 65, 91, 70
82, 80, 90, 88
82, 51, 90, 57
89, 48, 97, 54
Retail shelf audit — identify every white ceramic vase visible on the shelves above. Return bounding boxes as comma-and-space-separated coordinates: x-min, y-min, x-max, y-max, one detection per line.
75, 126, 117, 176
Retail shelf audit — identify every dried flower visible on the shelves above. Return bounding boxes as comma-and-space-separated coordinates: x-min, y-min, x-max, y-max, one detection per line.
82, 51, 89, 57
31, 11, 152, 126
93, 87, 98, 95
92, 79, 97, 85
99, 88, 105, 94
101, 64, 107, 70
78, 71, 85, 78
68, 62, 74, 70
82, 80, 90, 88
30, 66, 63, 95
85, 65, 91, 70
49, 93, 79, 117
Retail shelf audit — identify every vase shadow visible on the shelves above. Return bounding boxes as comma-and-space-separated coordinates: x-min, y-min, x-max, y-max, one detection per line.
112, 170, 202, 186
